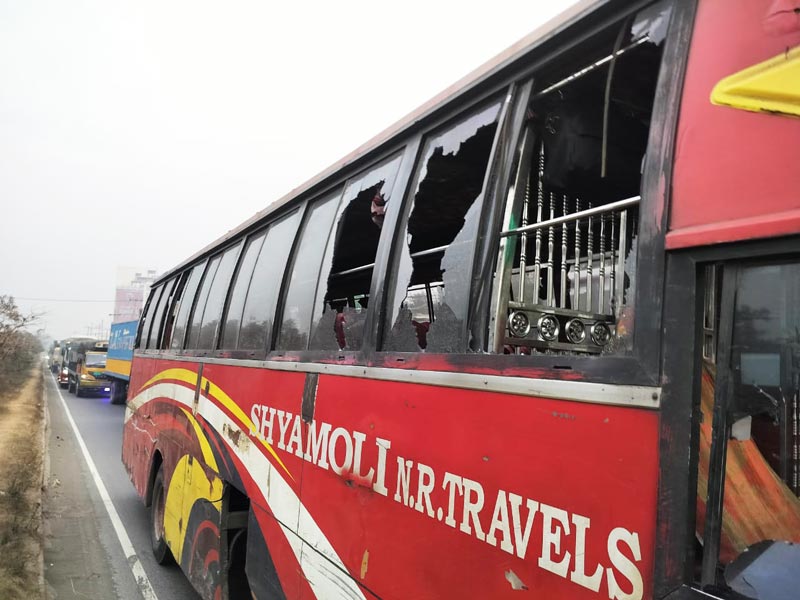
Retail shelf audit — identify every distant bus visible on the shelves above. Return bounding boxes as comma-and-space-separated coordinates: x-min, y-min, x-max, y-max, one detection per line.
122, 1, 800, 599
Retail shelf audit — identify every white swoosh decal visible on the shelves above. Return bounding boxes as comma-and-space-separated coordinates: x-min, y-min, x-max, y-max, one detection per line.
128, 382, 366, 600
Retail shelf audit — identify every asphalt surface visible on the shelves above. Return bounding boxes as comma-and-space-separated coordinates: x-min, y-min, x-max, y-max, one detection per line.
43, 372, 199, 600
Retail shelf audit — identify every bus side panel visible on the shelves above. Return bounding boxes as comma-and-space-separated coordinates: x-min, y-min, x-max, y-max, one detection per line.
669, 0, 800, 249
125, 359, 659, 599
295, 374, 659, 600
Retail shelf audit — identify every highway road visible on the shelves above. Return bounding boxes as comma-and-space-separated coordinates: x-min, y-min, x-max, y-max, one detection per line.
43, 371, 199, 600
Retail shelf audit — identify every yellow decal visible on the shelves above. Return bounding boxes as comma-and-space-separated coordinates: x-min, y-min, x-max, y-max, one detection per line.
140, 367, 292, 478
711, 46, 800, 117
141, 367, 198, 390
180, 407, 219, 474
163, 454, 223, 562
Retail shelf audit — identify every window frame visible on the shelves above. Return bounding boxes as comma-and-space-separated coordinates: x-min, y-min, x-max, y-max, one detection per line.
657, 235, 800, 599
159, 268, 192, 351
378, 93, 510, 354
135, 284, 163, 351
217, 227, 268, 354
213, 208, 302, 359
273, 189, 344, 353
306, 151, 405, 353
351, 0, 685, 386
183, 253, 223, 352
168, 260, 208, 353
267, 141, 420, 361
191, 240, 244, 354
145, 276, 178, 350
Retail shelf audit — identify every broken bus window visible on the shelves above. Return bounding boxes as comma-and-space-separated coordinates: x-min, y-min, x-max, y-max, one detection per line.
493, 1, 671, 356
383, 101, 503, 352
309, 154, 403, 351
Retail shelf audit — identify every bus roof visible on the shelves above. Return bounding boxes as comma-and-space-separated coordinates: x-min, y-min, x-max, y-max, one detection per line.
154, 0, 605, 286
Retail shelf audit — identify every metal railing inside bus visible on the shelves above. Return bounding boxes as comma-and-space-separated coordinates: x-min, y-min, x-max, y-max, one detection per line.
495, 142, 639, 354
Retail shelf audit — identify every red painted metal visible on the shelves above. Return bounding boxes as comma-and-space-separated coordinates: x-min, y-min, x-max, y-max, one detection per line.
669, 0, 800, 250
124, 356, 659, 599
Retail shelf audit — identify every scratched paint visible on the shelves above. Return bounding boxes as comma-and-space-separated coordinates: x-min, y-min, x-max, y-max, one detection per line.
124, 358, 659, 599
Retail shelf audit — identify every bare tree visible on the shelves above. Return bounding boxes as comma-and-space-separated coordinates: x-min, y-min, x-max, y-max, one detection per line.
0, 296, 40, 392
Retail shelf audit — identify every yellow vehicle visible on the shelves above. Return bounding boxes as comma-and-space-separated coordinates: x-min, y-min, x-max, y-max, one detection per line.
67, 341, 111, 397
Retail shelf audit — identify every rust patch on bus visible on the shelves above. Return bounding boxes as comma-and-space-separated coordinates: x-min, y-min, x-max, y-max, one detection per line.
223, 422, 250, 451
302, 373, 318, 423
360, 549, 369, 579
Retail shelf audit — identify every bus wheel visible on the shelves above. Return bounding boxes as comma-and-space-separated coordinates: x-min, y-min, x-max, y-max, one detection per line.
75, 379, 83, 397
110, 381, 127, 405
150, 467, 174, 565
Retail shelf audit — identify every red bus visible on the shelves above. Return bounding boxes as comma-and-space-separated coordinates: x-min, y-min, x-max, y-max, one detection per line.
122, 1, 800, 598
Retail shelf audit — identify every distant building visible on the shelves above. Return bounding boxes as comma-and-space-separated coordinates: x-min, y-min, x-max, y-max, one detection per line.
113, 268, 157, 323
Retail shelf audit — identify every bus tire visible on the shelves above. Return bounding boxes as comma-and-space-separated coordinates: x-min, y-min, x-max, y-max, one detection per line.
75, 379, 84, 397
110, 381, 127, 405
150, 467, 174, 565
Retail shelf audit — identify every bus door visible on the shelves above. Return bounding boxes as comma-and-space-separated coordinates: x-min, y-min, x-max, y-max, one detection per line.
694, 258, 800, 598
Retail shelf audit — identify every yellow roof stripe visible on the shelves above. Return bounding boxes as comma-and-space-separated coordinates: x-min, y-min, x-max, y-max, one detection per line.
712, 46, 800, 118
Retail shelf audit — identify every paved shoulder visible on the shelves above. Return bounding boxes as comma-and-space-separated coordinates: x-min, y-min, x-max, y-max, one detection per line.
44, 376, 119, 599
43, 375, 199, 599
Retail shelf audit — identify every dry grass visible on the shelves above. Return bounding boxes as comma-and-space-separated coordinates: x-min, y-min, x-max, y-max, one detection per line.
0, 369, 44, 600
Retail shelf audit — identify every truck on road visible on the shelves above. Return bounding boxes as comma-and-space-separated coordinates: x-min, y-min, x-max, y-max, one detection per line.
105, 320, 137, 404
52, 337, 95, 388
65, 339, 110, 397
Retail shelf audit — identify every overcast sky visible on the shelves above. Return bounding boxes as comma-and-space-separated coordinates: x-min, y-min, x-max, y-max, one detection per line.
0, 0, 578, 342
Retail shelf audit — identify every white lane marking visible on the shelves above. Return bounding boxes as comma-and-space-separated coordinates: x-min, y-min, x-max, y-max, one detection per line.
50, 377, 160, 600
